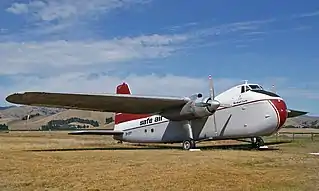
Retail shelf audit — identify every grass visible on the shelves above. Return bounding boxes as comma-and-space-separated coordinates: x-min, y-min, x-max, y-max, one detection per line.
0, 131, 318, 191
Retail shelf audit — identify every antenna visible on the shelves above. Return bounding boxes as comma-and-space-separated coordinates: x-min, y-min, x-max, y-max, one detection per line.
271, 84, 276, 93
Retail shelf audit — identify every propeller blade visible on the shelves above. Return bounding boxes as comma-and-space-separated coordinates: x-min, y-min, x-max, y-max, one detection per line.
208, 75, 218, 136
208, 75, 214, 99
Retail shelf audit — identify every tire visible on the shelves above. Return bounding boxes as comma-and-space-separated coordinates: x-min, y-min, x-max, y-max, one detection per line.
252, 137, 264, 149
256, 137, 265, 146
182, 140, 195, 150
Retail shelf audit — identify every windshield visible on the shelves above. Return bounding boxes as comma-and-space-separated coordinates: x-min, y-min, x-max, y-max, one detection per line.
241, 84, 263, 93
249, 85, 263, 90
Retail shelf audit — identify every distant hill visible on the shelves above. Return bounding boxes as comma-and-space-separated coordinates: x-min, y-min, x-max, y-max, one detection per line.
284, 115, 319, 128
0, 105, 114, 130
0, 106, 16, 110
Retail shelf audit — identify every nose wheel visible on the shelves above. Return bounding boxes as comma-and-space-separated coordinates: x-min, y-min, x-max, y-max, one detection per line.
251, 137, 265, 149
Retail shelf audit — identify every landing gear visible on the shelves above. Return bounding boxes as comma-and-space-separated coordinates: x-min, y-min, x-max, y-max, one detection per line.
182, 139, 196, 150
251, 137, 265, 149
182, 121, 196, 150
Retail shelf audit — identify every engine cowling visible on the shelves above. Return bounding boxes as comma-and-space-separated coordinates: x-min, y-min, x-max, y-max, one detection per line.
161, 95, 219, 121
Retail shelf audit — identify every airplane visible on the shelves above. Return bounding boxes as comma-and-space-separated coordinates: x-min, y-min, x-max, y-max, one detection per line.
5, 76, 307, 150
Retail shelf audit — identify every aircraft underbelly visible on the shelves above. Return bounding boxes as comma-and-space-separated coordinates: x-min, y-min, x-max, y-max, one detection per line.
198, 100, 278, 139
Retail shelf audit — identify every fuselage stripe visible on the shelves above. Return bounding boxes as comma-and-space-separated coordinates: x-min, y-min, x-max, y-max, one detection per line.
216, 98, 273, 111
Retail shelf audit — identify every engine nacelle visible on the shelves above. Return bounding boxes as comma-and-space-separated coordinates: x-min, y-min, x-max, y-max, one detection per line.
161, 95, 217, 121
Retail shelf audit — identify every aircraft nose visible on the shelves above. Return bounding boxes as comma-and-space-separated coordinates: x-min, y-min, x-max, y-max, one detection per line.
270, 99, 288, 130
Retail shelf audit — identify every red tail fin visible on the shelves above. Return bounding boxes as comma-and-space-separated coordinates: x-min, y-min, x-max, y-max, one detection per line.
114, 83, 150, 125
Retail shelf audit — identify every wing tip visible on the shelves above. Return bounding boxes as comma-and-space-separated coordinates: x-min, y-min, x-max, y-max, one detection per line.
5, 93, 24, 104
287, 109, 308, 118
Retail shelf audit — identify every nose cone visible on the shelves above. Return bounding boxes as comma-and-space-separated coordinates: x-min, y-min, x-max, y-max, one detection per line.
270, 99, 288, 130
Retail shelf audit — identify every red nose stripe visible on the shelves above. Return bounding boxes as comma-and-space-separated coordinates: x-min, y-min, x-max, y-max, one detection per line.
270, 99, 288, 130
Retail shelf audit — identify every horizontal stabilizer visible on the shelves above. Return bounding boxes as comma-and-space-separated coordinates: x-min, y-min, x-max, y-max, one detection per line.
287, 109, 308, 118
68, 130, 123, 135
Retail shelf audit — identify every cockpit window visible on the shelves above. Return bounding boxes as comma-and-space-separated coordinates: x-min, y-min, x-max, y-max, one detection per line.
241, 85, 252, 93
241, 84, 263, 93
249, 85, 263, 90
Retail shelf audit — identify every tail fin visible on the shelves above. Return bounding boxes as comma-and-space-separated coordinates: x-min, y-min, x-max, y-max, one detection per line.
114, 83, 150, 125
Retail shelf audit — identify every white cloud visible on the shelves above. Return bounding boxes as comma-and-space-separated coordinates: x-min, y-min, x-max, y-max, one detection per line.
6, 2, 30, 14
292, 10, 319, 18
6, 0, 151, 35
6, 0, 150, 21
0, 33, 189, 75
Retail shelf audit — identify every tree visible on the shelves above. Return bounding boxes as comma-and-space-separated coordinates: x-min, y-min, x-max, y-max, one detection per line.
105, 117, 114, 124
0, 124, 9, 131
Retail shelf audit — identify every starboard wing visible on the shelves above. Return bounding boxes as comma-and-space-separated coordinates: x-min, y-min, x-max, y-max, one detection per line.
68, 130, 123, 135
287, 109, 308, 118
5, 92, 189, 114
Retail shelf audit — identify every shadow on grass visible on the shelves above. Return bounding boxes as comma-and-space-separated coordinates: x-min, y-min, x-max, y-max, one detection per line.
26, 140, 292, 152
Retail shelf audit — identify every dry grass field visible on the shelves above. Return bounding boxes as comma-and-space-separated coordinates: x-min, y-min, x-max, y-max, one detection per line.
0, 131, 318, 191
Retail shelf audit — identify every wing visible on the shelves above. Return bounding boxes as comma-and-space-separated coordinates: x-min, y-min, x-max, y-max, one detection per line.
287, 109, 308, 118
68, 130, 123, 135
5, 92, 189, 114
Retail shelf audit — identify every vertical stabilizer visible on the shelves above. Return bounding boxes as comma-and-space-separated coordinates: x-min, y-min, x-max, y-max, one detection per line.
114, 83, 150, 126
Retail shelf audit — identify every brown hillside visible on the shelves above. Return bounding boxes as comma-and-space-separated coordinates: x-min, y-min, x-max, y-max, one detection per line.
7, 109, 114, 130
0, 106, 63, 119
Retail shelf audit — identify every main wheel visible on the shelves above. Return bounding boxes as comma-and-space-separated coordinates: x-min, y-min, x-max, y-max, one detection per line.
182, 140, 195, 150
251, 137, 264, 149
256, 137, 264, 147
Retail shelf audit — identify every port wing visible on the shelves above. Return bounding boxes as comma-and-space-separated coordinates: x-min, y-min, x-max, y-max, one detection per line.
6, 92, 188, 114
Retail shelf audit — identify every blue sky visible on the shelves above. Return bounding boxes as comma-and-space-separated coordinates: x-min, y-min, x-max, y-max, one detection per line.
0, 0, 319, 115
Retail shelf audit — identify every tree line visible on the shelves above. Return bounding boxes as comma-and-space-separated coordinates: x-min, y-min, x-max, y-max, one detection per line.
284, 120, 319, 129
40, 116, 114, 131
0, 124, 8, 131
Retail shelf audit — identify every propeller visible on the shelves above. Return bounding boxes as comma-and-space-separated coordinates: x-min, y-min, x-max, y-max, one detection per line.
193, 75, 234, 136
194, 75, 232, 109
194, 75, 220, 110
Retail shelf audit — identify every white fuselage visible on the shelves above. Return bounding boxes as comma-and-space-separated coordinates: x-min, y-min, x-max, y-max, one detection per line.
112, 85, 288, 143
